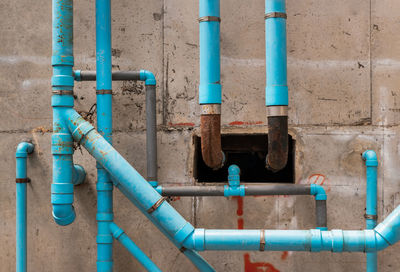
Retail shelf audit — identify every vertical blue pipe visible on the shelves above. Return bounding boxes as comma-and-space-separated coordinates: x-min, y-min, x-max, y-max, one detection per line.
96, 0, 113, 271
199, 0, 221, 104
16, 142, 34, 272
362, 150, 378, 272
265, 0, 288, 106
51, 0, 76, 226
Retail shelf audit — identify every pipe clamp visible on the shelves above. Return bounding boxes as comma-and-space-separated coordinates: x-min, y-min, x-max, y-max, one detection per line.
260, 230, 265, 251
364, 214, 378, 220
267, 106, 288, 117
96, 89, 113, 95
16, 178, 30, 183
147, 197, 168, 214
201, 104, 221, 115
264, 12, 287, 20
198, 16, 221, 22
52, 90, 74, 95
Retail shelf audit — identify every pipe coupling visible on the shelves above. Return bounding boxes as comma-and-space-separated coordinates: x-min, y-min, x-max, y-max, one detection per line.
201, 104, 221, 115
267, 105, 288, 117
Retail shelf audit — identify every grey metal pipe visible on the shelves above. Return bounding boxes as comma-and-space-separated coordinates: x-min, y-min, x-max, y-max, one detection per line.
316, 200, 327, 228
75, 70, 141, 81
161, 186, 224, 196
244, 184, 310, 195
146, 85, 157, 182
159, 184, 327, 229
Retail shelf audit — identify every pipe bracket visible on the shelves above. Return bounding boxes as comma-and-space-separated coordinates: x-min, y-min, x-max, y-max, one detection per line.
260, 230, 265, 251
16, 178, 30, 183
198, 16, 221, 22
267, 105, 288, 117
365, 214, 378, 220
96, 90, 113, 95
264, 12, 287, 20
52, 90, 74, 95
147, 197, 168, 214
201, 104, 221, 115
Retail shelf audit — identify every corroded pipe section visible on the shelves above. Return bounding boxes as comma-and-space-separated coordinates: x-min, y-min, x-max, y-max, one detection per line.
201, 105, 224, 169
266, 112, 288, 172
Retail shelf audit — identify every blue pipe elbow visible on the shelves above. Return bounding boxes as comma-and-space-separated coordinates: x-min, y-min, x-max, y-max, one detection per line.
140, 70, 156, 86
310, 184, 327, 201
72, 164, 86, 186
16, 142, 34, 158
362, 150, 378, 167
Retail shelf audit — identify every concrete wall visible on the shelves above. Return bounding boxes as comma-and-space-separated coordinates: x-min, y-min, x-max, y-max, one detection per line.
1, 0, 400, 271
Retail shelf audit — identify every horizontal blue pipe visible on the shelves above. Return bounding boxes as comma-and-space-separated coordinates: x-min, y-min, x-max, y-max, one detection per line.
109, 222, 161, 272
182, 204, 400, 251
265, 0, 288, 106
16, 142, 34, 272
72, 164, 86, 185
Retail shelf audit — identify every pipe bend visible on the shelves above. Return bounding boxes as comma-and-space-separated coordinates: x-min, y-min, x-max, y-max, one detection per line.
362, 150, 378, 167
265, 116, 288, 172
52, 205, 76, 226
16, 142, 34, 158
140, 70, 156, 86
310, 184, 327, 201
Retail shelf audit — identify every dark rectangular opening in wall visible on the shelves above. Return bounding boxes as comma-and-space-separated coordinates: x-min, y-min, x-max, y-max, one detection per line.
194, 134, 294, 183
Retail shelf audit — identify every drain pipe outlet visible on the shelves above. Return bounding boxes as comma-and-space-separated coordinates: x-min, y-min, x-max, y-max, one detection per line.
199, 0, 224, 170
265, 0, 289, 172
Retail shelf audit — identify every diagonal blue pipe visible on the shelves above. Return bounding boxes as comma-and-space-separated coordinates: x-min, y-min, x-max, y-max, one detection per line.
363, 150, 378, 272
16, 142, 34, 272
96, 0, 114, 271
109, 222, 162, 272
61, 109, 400, 255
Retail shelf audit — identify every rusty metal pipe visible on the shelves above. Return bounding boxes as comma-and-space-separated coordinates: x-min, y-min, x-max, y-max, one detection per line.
266, 114, 288, 172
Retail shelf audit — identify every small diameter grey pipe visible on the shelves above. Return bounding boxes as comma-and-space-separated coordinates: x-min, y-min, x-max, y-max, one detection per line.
159, 184, 327, 229
76, 70, 141, 81
75, 70, 158, 183
146, 85, 157, 182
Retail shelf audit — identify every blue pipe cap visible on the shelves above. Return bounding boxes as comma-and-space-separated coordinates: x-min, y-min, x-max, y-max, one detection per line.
362, 150, 378, 167
52, 207, 76, 226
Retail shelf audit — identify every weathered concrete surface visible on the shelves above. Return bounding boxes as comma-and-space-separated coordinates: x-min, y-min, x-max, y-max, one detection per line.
1, 0, 400, 271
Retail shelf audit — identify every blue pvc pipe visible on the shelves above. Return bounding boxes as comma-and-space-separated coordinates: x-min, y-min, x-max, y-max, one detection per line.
182, 203, 400, 252
265, 0, 288, 106
51, 0, 76, 227
72, 164, 86, 185
96, 0, 114, 271
363, 150, 378, 272
109, 223, 162, 272
16, 142, 34, 272
199, 0, 221, 104
65, 109, 195, 246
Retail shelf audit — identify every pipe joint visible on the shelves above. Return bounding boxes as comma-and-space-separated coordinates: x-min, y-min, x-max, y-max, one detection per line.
140, 70, 156, 86
51, 133, 74, 155
362, 150, 378, 167
109, 222, 124, 239
224, 185, 245, 197
72, 164, 86, 186
310, 184, 327, 201
16, 142, 34, 158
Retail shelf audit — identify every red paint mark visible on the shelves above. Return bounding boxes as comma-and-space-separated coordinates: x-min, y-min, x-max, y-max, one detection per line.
170, 196, 181, 202
244, 253, 280, 272
237, 218, 244, 229
280, 251, 288, 260
229, 121, 263, 126
307, 173, 331, 193
307, 174, 326, 185
233, 196, 243, 216
168, 122, 195, 127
